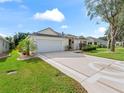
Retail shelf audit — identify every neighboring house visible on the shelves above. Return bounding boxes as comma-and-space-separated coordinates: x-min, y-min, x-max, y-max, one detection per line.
86, 37, 107, 47
0, 36, 9, 54
116, 41, 124, 47
116, 41, 122, 46
29, 27, 87, 53
97, 39, 108, 47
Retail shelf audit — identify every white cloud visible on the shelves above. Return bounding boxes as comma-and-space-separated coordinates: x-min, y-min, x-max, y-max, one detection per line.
92, 27, 106, 38
0, 33, 7, 37
96, 16, 101, 20
20, 5, 28, 10
0, 0, 22, 3
61, 25, 68, 29
98, 27, 106, 33
81, 32, 84, 35
34, 8, 65, 22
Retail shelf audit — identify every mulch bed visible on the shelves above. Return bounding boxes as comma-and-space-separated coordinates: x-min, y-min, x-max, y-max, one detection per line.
17, 53, 36, 60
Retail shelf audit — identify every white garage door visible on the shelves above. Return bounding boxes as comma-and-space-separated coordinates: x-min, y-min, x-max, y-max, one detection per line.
36, 39, 64, 52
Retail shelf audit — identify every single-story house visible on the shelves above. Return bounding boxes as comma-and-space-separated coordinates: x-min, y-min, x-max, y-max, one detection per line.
86, 37, 107, 47
29, 27, 87, 53
0, 36, 9, 54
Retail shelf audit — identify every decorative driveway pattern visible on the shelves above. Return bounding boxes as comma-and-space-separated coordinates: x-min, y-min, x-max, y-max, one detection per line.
38, 51, 124, 93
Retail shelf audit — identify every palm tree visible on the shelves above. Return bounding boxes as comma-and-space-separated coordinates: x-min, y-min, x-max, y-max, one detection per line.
18, 38, 36, 56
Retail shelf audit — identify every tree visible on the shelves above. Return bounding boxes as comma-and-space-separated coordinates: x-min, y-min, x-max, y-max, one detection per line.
104, 28, 111, 49
85, 0, 124, 52
13, 32, 29, 47
6, 36, 15, 49
105, 21, 124, 47
17, 38, 36, 56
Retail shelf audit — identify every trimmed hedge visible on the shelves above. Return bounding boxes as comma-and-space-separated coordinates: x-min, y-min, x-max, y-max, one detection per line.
97, 44, 107, 48
82, 45, 97, 51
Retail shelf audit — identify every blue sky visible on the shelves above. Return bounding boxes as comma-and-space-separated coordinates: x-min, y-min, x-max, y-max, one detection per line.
0, 0, 108, 37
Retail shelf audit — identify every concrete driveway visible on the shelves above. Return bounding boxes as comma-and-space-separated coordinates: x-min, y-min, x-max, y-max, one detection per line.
38, 51, 124, 93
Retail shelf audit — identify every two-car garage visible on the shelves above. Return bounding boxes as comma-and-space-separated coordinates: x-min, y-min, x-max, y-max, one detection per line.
36, 39, 63, 53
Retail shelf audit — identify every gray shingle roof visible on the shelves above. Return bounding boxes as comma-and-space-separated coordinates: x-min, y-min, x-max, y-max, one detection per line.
31, 27, 86, 39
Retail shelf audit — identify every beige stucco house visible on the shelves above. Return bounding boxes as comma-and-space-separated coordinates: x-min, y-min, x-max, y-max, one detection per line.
0, 36, 9, 54
30, 27, 87, 53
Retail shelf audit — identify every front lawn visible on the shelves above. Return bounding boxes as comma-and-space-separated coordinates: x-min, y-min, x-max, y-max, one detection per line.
0, 51, 87, 93
86, 47, 124, 61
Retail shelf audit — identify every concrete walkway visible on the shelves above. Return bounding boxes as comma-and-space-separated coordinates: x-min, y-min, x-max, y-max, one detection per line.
38, 51, 124, 93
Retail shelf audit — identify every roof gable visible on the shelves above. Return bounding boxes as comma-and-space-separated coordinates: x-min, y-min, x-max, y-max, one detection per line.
38, 27, 60, 36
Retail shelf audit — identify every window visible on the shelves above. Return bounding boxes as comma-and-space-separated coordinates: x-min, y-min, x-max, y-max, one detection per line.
88, 42, 92, 45
94, 42, 97, 45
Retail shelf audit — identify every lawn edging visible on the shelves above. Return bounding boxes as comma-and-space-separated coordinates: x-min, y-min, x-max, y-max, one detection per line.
37, 54, 88, 93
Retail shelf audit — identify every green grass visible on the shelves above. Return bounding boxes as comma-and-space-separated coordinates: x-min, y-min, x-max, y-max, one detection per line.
0, 50, 86, 93
86, 47, 124, 61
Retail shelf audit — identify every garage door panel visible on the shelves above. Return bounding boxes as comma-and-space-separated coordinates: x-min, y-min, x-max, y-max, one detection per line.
36, 39, 63, 52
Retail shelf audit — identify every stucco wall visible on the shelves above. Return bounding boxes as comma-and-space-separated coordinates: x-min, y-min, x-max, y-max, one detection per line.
0, 39, 9, 54
0, 39, 3, 53
74, 39, 86, 50
74, 39, 80, 50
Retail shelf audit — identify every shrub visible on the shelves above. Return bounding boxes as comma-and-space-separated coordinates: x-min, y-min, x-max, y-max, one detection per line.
82, 45, 97, 51
17, 38, 36, 56
97, 44, 107, 48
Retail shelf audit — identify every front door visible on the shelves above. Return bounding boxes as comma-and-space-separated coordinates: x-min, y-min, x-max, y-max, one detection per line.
68, 39, 74, 50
